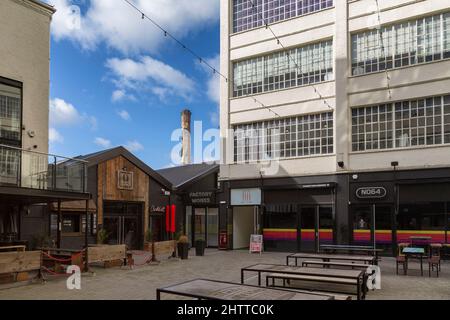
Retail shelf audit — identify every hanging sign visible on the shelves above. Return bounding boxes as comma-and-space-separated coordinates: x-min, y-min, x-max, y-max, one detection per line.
249, 234, 263, 254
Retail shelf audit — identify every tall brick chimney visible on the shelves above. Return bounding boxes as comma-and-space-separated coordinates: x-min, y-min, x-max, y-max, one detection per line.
181, 109, 192, 165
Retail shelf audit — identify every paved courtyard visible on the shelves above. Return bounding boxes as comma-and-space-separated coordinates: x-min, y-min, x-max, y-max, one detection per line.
0, 249, 449, 300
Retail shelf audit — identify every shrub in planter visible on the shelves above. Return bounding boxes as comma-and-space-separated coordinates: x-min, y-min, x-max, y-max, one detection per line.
97, 229, 109, 245
195, 239, 206, 256
177, 235, 189, 260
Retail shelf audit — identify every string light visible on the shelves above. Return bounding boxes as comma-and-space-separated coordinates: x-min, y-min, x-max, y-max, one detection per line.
122, 0, 282, 118
375, 0, 393, 100
248, 0, 334, 111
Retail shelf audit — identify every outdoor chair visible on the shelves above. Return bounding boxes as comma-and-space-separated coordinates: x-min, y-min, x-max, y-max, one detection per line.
428, 244, 442, 277
396, 243, 409, 275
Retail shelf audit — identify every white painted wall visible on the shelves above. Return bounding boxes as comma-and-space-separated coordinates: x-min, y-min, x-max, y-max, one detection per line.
0, 0, 53, 153
220, 0, 450, 181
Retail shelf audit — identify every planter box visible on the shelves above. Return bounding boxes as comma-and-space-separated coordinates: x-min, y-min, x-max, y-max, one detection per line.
144, 241, 176, 256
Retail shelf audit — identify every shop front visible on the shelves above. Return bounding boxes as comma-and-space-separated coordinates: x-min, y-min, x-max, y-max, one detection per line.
57, 147, 173, 250
349, 182, 396, 256
157, 163, 220, 248
185, 191, 219, 247
230, 188, 262, 250
262, 185, 335, 253
349, 170, 450, 256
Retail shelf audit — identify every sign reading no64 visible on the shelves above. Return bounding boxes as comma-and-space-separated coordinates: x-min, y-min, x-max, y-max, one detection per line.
356, 187, 387, 199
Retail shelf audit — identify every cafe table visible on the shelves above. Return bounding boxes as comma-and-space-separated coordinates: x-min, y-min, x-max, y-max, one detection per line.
402, 247, 426, 276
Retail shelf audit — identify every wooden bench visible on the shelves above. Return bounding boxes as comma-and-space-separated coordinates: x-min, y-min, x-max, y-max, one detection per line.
266, 272, 365, 300
0, 251, 42, 283
0, 245, 26, 252
301, 260, 370, 270
88, 245, 126, 268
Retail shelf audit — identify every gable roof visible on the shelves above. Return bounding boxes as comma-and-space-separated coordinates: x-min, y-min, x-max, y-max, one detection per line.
157, 163, 219, 191
76, 146, 172, 189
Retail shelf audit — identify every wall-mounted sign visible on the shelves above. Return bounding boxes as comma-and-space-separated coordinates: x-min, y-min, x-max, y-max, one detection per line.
231, 188, 261, 206
356, 187, 387, 199
189, 191, 215, 205
150, 205, 166, 214
117, 170, 134, 190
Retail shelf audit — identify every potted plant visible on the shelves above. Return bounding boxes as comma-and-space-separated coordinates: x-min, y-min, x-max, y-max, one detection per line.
177, 234, 189, 260
195, 238, 206, 256
97, 228, 109, 245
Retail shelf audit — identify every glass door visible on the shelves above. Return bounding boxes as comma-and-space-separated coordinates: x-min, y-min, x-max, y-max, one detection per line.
194, 208, 206, 243
374, 206, 394, 255
207, 208, 219, 247
300, 207, 316, 252
351, 205, 395, 254
123, 217, 138, 250
318, 206, 334, 248
352, 206, 372, 246
104, 217, 120, 245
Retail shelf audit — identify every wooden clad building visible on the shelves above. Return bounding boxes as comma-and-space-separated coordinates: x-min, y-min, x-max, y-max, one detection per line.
52, 147, 173, 250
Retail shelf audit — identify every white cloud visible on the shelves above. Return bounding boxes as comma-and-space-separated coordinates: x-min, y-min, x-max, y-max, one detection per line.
125, 140, 144, 152
112, 90, 125, 102
47, 0, 219, 55
117, 110, 131, 121
50, 98, 82, 126
94, 137, 112, 148
111, 89, 136, 103
197, 54, 220, 126
204, 55, 221, 105
49, 128, 64, 143
106, 56, 195, 100
50, 98, 98, 130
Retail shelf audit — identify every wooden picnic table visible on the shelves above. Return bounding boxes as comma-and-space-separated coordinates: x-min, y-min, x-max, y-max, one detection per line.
240, 264, 367, 300
286, 253, 377, 266
156, 278, 333, 300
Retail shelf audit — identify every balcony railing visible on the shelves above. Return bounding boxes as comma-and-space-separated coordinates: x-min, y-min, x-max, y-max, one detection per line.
0, 144, 88, 193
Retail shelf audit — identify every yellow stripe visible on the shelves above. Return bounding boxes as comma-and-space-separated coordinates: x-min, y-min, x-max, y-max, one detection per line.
397, 230, 445, 235
263, 229, 296, 232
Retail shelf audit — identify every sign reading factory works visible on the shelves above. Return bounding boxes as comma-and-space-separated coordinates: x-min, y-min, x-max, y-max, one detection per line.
356, 187, 387, 199
189, 191, 214, 205
117, 170, 134, 190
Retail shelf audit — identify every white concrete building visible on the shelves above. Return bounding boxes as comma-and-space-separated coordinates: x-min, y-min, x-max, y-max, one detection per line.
218, 0, 450, 254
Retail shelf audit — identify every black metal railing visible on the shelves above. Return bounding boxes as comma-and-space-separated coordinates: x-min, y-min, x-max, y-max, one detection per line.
0, 144, 88, 193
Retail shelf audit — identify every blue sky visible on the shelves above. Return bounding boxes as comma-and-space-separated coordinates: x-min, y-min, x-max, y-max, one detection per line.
46, 0, 220, 169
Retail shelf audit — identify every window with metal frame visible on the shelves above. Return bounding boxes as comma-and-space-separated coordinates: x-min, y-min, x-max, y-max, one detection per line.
352, 95, 450, 152
234, 111, 333, 163
232, 0, 334, 33
352, 13, 450, 76
233, 40, 333, 97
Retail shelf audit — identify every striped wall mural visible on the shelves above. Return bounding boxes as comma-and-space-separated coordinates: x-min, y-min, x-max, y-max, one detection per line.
396, 230, 445, 243
353, 230, 392, 244
263, 229, 297, 241
353, 230, 446, 244
262, 229, 333, 242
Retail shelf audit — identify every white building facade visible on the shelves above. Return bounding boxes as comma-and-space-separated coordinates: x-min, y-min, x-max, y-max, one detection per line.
218, 0, 450, 254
